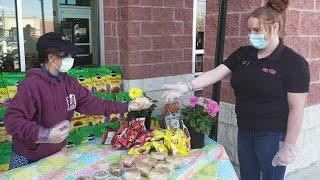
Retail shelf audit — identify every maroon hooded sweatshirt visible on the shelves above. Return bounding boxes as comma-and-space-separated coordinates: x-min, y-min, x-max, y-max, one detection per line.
4, 68, 128, 161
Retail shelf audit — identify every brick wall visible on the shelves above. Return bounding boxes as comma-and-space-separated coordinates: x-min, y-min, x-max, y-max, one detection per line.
104, 0, 121, 65
104, 0, 193, 80
204, 0, 320, 174
284, 0, 320, 106
204, 0, 320, 107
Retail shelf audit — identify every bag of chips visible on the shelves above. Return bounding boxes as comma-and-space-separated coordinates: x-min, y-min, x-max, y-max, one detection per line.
68, 69, 93, 92
163, 101, 181, 130
71, 112, 89, 128
88, 67, 110, 93
0, 141, 12, 172
0, 75, 9, 107
103, 66, 123, 93
3, 72, 25, 99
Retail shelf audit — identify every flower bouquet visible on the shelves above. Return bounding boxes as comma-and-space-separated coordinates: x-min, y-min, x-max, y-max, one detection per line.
126, 87, 157, 130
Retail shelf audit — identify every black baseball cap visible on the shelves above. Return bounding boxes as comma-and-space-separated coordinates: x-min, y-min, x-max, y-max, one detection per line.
36, 32, 79, 55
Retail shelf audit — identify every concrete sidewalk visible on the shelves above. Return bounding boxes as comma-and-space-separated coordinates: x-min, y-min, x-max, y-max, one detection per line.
232, 162, 320, 180
286, 163, 320, 180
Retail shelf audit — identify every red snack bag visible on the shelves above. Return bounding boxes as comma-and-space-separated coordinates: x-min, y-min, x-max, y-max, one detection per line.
126, 129, 139, 142
102, 128, 117, 145
129, 118, 146, 133
132, 123, 144, 134
112, 122, 129, 148
134, 131, 152, 147
117, 136, 130, 148
114, 139, 123, 149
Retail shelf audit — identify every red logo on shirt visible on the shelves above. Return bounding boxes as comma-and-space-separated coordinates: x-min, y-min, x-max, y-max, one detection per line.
262, 68, 277, 75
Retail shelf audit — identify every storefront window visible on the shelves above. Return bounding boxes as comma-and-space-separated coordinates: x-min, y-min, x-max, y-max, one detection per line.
22, 0, 54, 70
59, 0, 90, 6
195, 54, 203, 73
0, 0, 20, 72
1, 0, 102, 72
193, 0, 206, 96
196, 0, 206, 50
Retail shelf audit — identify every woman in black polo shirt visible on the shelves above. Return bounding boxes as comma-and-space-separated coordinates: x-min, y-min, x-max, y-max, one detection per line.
163, 0, 309, 179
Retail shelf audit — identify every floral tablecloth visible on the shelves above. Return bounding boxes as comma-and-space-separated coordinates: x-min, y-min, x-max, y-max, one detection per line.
0, 138, 238, 180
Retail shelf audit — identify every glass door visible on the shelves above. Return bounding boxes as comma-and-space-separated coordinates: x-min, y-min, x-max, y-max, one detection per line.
0, 0, 103, 72
0, 0, 20, 72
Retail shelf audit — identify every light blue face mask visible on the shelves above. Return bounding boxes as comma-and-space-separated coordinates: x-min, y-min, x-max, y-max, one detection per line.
249, 34, 267, 49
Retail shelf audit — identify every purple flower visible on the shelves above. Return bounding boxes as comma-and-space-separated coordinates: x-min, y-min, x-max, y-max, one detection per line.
188, 96, 200, 107
205, 100, 219, 117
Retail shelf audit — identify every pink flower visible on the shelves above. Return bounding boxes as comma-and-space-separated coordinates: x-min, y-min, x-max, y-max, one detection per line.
205, 100, 219, 117
188, 96, 200, 107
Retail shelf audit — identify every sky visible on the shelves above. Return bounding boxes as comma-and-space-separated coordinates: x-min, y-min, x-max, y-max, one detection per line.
0, 0, 53, 20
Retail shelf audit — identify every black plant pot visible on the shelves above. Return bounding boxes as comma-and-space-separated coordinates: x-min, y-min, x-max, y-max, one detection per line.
144, 111, 152, 131
144, 115, 151, 130
187, 125, 205, 149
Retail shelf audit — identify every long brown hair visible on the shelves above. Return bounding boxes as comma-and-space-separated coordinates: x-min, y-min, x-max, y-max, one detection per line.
250, 0, 289, 36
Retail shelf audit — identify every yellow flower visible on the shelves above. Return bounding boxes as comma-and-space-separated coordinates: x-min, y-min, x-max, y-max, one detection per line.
129, 87, 143, 100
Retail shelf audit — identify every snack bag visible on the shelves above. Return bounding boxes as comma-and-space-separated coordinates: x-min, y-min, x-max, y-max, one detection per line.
150, 116, 160, 130
3, 72, 25, 99
88, 67, 110, 93
90, 93, 116, 124
128, 142, 153, 156
112, 118, 147, 149
115, 92, 130, 103
101, 93, 115, 101
0, 75, 9, 107
0, 141, 12, 172
102, 119, 120, 145
0, 127, 11, 143
68, 69, 93, 92
163, 101, 181, 129
0, 108, 10, 143
103, 66, 123, 93
0, 108, 6, 125
71, 112, 89, 128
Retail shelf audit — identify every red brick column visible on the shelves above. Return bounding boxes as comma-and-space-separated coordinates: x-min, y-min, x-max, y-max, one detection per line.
202, 0, 218, 98
284, 0, 320, 107
104, 0, 193, 80
104, 0, 121, 65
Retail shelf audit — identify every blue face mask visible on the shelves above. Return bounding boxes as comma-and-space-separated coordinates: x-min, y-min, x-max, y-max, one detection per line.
249, 34, 267, 49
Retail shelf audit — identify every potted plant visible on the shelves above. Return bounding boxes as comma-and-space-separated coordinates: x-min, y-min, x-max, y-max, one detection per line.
126, 87, 157, 130
181, 96, 219, 149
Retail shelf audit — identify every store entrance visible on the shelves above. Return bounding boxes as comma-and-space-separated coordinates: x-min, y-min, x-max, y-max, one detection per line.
0, 0, 101, 72
55, 0, 101, 67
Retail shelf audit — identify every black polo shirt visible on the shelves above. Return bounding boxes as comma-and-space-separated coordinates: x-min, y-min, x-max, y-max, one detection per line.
223, 40, 310, 132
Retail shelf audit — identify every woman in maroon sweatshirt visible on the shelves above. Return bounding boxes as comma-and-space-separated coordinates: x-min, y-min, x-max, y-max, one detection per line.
4, 32, 150, 169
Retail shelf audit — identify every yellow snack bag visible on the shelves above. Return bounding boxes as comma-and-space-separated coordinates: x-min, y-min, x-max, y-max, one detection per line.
163, 136, 179, 156
128, 142, 153, 156
88, 67, 110, 93
3, 72, 25, 99
163, 128, 190, 156
68, 69, 93, 92
0, 126, 11, 143
152, 141, 168, 153
103, 66, 123, 93
151, 129, 165, 141
71, 112, 89, 128
0, 76, 9, 107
